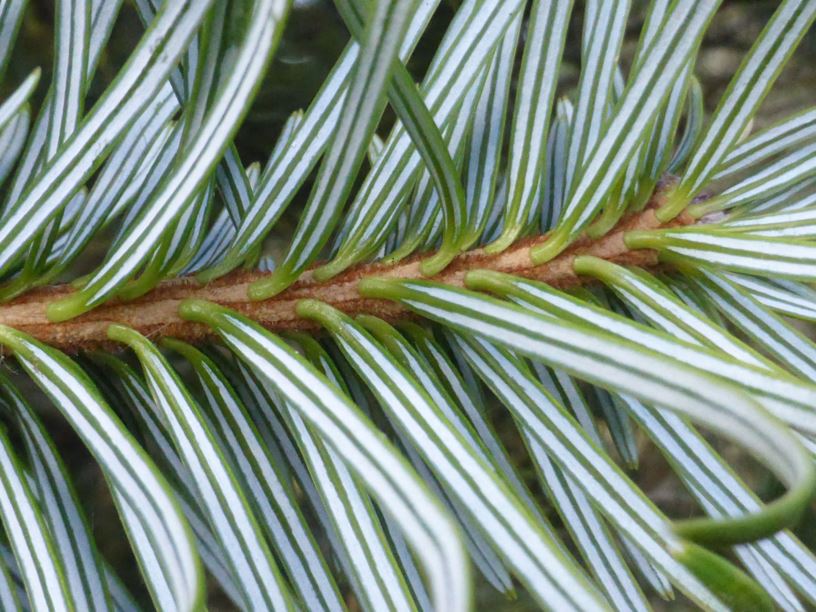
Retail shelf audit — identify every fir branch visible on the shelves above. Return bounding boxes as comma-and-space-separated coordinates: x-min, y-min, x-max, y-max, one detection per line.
0, 189, 692, 350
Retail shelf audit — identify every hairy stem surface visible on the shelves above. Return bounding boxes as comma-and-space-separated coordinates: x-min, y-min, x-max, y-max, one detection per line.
0, 204, 692, 351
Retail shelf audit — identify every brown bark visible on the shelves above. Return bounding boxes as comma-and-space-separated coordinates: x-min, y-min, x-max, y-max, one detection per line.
0, 206, 693, 351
